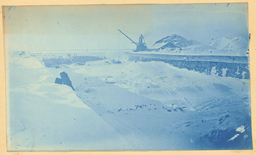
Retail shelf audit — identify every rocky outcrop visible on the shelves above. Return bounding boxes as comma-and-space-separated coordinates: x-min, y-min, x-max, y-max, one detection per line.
55, 77, 62, 84
153, 34, 200, 50
55, 72, 75, 90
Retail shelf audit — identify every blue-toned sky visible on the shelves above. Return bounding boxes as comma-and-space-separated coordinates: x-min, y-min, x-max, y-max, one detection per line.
4, 3, 248, 51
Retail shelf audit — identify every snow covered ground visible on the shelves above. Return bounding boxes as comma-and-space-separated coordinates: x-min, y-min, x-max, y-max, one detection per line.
6, 50, 252, 151
6, 55, 130, 151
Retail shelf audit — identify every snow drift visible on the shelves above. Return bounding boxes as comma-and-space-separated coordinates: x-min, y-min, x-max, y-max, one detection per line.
6, 50, 252, 150
6, 55, 130, 151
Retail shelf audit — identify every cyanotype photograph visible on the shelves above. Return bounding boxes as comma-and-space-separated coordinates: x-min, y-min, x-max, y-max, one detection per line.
3, 3, 252, 151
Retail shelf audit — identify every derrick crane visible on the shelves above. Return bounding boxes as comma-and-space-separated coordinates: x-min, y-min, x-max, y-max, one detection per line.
118, 29, 148, 52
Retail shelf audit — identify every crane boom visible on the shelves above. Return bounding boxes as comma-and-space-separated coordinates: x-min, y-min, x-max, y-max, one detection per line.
118, 29, 138, 45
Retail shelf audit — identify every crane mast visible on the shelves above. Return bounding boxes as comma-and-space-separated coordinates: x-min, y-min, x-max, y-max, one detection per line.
118, 29, 148, 52
118, 29, 138, 45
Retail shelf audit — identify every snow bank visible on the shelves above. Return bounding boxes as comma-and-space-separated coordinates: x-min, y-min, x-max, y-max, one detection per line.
7, 54, 130, 151
73, 59, 249, 109
65, 53, 252, 150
